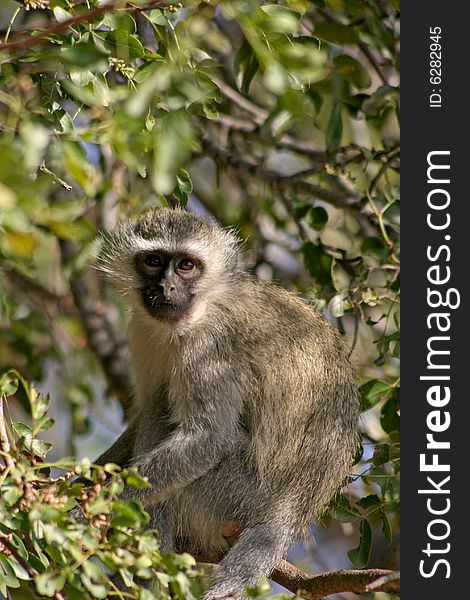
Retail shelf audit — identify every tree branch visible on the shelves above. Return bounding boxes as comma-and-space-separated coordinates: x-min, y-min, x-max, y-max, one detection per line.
358, 41, 389, 87
194, 551, 400, 599
272, 560, 400, 599
370, 148, 400, 194
198, 132, 372, 225
0, 395, 15, 471
0, 1, 169, 52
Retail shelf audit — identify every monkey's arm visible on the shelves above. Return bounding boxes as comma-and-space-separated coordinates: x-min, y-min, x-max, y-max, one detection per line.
136, 429, 245, 502
92, 418, 139, 468
123, 370, 246, 504
125, 422, 245, 504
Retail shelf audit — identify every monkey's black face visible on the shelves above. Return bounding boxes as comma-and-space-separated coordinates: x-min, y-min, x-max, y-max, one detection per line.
135, 252, 202, 322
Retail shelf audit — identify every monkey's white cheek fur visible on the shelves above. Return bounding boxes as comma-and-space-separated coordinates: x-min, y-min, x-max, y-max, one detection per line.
183, 299, 207, 325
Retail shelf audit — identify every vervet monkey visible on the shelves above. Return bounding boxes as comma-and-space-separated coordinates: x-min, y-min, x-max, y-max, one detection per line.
94, 207, 359, 599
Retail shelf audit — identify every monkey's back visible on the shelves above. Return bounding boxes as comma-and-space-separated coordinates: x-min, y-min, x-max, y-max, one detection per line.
213, 274, 359, 522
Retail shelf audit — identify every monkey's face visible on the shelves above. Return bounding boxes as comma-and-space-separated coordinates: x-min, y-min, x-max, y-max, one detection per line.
134, 251, 203, 323
99, 208, 244, 327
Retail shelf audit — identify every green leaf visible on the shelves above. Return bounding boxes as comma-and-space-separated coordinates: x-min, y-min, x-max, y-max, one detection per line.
306, 88, 323, 114
333, 55, 372, 89
102, 13, 137, 34
2, 486, 22, 507
344, 0, 369, 14
234, 39, 260, 94
0, 569, 20, 591
63, 142, 98, 196
381, 511, 393, 544
331, 495, 361, 523
328, 292, 351, 318
173, 169, 193, 206
12, 422, 52, 457
361, 236, 387, 258
362, 86, 400, 116
48, 219, 95, 243
60, 45, 107, 70
111, 500, 149, 529
45, 544, 66, 565
372, 443, 391, 466
152, 111, 194, 195
260, 5, 301, 33
19, 122, 49, 172
53, 7, 72, 23
348, 519, 372, 568
80, 574, 108, 599
301, 242, 332, 285
357, 494, 381, 509
93, 73, 110, 107
307, 207, 328, 231
83, 560, 106, 582
5, 556, 30, 581
380, 389, 400, 433
148, 9, 167, 26
125, 468, 152, 489
325, 103, 343, 148
65, 586, 89, 600
29, 383, 49, 422
359, 379, 391, 410
0, 373, 19, 396
70, 70, 95, 87
9, 534, 28, 563
314, 22, 359, 44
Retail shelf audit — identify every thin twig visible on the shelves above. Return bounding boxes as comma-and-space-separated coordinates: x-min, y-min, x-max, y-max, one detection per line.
3, 5, 22, 44
0, 395, 15, 471
0, 1, 168, 52
348, 301, 360, 359
39, 162, 73, 192
198, 133, 375, 228
359, 41, 389, 87
370, 148, 400, 195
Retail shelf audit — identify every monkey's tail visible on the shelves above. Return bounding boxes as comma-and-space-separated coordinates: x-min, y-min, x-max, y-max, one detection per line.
202, 517, 297, 600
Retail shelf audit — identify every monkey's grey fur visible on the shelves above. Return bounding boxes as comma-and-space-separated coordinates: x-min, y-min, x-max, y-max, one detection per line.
96, 207, 359, 599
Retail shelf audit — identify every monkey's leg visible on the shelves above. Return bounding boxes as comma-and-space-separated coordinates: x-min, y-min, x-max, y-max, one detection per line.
202, 519, 296, 600
109, 501, 175, 594
146, 501, 176, 552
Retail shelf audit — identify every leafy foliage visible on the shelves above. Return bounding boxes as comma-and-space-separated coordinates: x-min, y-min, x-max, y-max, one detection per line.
0, 0, 400, 596
0, 372, 200, 599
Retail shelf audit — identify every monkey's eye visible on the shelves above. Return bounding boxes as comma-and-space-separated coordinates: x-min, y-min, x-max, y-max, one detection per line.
143, 254, 164, 269
176, 258, 195, 272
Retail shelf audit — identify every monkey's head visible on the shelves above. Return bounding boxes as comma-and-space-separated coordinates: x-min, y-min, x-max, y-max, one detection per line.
99, 208, 243, 325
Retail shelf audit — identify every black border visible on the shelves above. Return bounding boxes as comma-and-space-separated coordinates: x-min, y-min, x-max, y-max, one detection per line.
402, 4, 468, 596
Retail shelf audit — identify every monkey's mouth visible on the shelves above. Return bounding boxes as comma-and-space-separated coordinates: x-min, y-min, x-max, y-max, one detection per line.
140, 291, 192, 322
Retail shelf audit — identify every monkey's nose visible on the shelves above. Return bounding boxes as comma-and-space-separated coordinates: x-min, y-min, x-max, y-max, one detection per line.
163, 282, 176, 296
